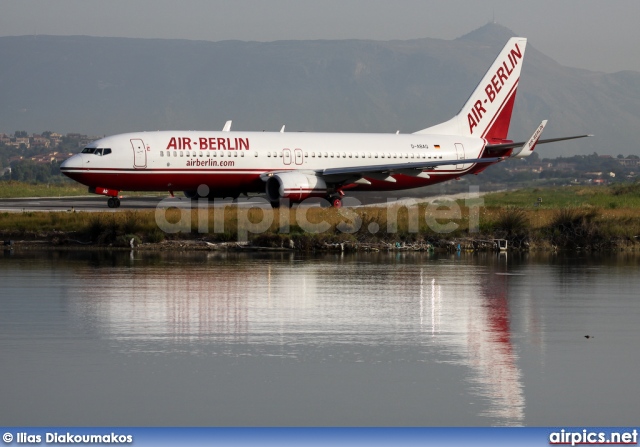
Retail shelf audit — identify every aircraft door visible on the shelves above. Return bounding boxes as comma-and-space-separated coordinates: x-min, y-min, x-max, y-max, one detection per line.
294, 148, 303, 165
455, 143, 465, 170
131, 139, 147, 169
283, 148, 292, 165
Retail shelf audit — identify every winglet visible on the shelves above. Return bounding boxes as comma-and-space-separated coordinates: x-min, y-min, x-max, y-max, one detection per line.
222, 120, 232, 132
512, 120, 547, 158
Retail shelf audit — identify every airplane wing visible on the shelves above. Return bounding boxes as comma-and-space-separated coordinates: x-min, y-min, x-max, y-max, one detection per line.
318, 156, 505, 183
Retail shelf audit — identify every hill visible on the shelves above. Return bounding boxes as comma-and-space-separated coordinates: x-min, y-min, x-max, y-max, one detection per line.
1, 23, 638, 157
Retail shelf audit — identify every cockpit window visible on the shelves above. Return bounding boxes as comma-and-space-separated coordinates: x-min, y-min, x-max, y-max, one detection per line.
82, 147, 111, 156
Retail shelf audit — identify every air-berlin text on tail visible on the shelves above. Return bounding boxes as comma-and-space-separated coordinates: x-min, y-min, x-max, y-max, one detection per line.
167, 136, 250, 151
468, 43, 523, 134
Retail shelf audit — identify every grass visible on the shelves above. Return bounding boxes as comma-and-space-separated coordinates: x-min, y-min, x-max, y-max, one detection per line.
0, 181, 88, 198
483, 184, 640, 209
0, 180, 168, 199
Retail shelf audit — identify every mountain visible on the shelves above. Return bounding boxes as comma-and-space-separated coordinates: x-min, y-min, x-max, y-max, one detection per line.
1, 23, 638, 157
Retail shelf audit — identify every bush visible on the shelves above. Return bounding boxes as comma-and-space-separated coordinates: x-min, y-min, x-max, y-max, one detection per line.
547, 208, 604, 250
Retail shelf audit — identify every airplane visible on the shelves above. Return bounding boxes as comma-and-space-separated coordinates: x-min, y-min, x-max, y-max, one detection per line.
60, 37, 590, 209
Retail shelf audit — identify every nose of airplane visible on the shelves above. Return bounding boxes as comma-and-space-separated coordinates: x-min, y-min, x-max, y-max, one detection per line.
60, 154, 84, 170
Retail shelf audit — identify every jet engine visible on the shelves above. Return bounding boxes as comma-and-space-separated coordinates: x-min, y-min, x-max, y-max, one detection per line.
265, 172, 328, 204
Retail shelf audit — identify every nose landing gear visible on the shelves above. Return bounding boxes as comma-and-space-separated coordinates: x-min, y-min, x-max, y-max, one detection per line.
89, 187, 121, 208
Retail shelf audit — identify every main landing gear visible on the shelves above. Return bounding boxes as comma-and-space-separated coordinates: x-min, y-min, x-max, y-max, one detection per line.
318, 196, 343, 208
107, 197, 121, 208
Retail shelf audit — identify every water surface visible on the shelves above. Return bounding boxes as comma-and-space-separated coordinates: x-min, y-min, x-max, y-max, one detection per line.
1, 249, 638, 426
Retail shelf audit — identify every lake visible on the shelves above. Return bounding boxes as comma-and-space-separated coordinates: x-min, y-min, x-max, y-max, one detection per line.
1, 249, 638, 426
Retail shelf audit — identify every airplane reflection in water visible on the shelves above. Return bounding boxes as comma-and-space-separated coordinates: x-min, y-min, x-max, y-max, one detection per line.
419, 267, 525, 423
69, 254, 530, 424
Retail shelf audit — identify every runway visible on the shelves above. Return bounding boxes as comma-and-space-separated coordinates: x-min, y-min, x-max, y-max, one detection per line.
0, 195, 271, 212
0, 191, 485, 212
0, 195, 154, 212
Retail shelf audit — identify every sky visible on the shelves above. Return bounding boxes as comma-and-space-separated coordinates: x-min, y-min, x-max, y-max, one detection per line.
0, 0, 638, 73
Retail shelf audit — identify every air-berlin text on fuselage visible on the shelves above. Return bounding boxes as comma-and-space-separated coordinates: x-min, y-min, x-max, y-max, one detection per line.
468, 43, 523, 135
166, 137, 250, 150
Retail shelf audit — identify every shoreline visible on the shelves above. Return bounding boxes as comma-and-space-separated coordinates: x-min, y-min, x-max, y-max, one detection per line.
4, 229, 638, 253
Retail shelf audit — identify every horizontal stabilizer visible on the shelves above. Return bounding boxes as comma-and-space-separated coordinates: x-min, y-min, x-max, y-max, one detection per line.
486, 132, 592, 153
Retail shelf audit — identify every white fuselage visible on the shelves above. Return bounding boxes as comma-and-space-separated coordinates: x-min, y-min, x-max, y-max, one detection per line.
60, 130, 487, 196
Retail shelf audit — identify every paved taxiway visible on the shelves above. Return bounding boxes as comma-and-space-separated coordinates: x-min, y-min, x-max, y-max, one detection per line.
0, 191, 486, 212
0, 195, 267, 212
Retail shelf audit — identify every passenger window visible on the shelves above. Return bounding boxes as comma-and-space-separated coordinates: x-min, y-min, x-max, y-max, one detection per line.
186, 152, 190, 157
221, 152, 225, 157
267, 152, 271, 157
241, 152, 244, 157
234, 152, 238, 157
180, 152, 184, 157
173, 151, 177, 157
160, 151, 164, 157
254, 152, 258, 157
199, 151, 203, 157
